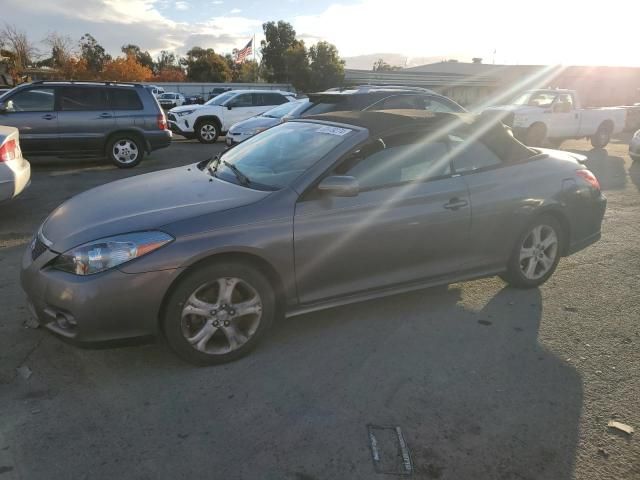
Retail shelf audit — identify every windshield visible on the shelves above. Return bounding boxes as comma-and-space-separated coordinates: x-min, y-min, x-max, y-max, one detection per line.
512, 91, 557, 107
211, 121, 353, 189
261, 100, 308, 119
159, 93, 175, 99
205, 91, 235, 106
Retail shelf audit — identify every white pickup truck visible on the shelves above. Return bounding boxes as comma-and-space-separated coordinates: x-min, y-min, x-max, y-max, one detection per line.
483, 89, 626, 148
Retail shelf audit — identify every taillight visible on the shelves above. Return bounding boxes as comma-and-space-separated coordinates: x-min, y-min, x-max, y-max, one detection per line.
0, 139, 16, 162
576, 169, 600, 191
157, 113, 167, 130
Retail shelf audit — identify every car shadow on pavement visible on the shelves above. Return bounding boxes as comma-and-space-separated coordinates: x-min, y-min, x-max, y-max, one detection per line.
6, 281, 583, 480
567, 147, 627, 191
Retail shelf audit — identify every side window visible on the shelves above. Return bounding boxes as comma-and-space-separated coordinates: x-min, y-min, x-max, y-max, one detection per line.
109, 89, 143, 110
59, 87, 109, 111
336, 133, 452, 190
373, 95, 457, 113
5, 88, 55, 112
554, 94, 573, 113
229, 93, 253, 107
449, 134, 502, 173
266, 93, 288, 105
424, 97, 457, 113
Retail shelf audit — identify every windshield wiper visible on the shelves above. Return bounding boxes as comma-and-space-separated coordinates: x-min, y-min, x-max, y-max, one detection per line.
223, 160, 251, 186
207, 154, 222, 175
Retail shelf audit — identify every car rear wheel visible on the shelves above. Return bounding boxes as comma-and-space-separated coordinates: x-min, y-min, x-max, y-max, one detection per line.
501, 215, 563, 288
525, 123, 546, 147
591, 124, 611, 148
196, 120, 219, 144
162, 262, 275, 365
107, 136, 144, 168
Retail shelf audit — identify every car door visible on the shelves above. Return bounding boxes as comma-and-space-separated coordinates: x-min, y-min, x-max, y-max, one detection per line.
547, 93, 578, 138
224, 93, 257, 127
0, 87, 58, 153
254, 93, 288, 114
293, 130, 471, 304
56, 86, 114, 152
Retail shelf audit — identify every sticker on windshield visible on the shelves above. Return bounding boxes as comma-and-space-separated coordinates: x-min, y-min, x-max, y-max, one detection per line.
316, 126, 352, 136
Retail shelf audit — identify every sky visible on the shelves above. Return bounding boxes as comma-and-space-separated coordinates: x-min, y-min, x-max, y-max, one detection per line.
1, 0, 639, 68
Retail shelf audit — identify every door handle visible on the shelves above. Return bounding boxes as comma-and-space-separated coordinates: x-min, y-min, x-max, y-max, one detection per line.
41, 114, 56, 120
99, 113, 113, 118
443, 198, 468, 210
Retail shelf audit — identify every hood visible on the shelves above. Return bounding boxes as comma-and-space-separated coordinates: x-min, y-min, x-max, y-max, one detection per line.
535, 148, 587, 164
170, 104, 208, 113
229, 116, 281, 133
42, 165, 269, 253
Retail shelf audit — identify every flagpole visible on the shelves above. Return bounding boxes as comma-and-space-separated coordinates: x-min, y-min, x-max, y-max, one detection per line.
253, 34, 257, 83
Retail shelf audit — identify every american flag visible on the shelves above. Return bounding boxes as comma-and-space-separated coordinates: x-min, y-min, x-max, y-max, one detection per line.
235, 39, 253, 64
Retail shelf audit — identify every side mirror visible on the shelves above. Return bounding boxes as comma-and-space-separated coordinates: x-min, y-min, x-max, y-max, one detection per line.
317, 176, 359, 197
226, 104, 233, 110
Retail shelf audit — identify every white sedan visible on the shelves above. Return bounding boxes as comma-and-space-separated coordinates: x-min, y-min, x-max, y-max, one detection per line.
0, 126, 30, 202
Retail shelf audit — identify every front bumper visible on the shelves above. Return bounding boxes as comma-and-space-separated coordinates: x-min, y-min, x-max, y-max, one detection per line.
20, 246, 179, 342
167, 113, 195, 136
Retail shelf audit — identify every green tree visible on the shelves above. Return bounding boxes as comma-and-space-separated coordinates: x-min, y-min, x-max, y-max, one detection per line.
155, 50, 177, 72
284, 41, 310, 91
79, 34, 111, 73
309, 41, 345, 91
238, 60, 260, 82
121, 44, 154, 71
260, 21, 298, 83
181, 47, 231, 82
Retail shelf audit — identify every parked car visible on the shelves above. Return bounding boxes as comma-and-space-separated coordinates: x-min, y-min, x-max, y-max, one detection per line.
158, 92, 186, 109
208, 87, 232, 100
168, 89, 296, 143
21, 110, 606, 365
143, 85, 165, 97
185, 94, 205, 105
483, 89, 627, 148
630, 129, 640, 162
0, 126, 30, 202
226, 98, 309, 146
225, 86, 464, 146
0, 87, 12, 97
0, 81, 171, 168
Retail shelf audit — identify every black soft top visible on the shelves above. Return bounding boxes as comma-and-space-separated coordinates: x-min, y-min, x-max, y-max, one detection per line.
304, 109, 534, 162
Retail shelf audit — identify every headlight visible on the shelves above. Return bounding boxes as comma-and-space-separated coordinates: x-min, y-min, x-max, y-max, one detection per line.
250, 127, 268, 135
634, 130, 640, 139
176, 110, 195, 117
52, 231, 173, 276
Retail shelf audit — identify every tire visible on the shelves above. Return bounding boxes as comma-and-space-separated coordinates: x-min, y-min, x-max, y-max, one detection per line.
196, 119, 220, 144
162, 262, 275, 366
501, 214, 563, 289
525, 123, 546, 147
591, 124, 612, 148
107, 135, 144, 168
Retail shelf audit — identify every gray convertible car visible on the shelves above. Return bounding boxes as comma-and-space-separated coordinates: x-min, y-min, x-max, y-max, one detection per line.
21, 110, 606, 365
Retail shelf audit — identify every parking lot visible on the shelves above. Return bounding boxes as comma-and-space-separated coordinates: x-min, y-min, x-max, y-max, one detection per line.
1, 134, 639, 479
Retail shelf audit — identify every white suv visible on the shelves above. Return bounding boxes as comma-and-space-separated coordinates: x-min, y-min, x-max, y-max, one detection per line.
168, 90, 296, 143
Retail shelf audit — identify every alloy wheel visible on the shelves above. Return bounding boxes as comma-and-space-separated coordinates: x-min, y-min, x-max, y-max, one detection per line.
519, 224, 559, 280
112, 139, 139, 164
180, 277, 263, 355
200, 124, 217, 142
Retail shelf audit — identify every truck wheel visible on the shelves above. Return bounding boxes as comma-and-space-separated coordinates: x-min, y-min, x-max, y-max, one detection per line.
196, 120, 220, 144
591, 124, 611, 148
525, 123, 546, 147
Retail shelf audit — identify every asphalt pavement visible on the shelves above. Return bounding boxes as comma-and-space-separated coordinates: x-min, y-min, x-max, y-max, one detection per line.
0, 134, 638, 479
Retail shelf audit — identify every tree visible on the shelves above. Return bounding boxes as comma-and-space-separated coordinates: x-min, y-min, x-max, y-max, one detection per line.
237, 60, 259, 82
284, 41, 310, 91
40, 32, 74, 69
181, 47, 231, 82
372, 58, 402, 72
155, 50, 177, 73
309, 41, 345, 91
102, 55, 153, 82
79, 34, 111, 73
153, 67, 186, 82
57, 57, 93, 81
260, 21, 298, 83
0, 24, 38, 72
121, 44, 154, 71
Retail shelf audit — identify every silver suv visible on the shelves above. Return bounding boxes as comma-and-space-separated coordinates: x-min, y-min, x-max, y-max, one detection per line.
0, 81, 171, 168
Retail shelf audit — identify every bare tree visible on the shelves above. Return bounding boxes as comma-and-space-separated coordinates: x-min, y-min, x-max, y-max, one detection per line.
43, 32, 74, 68
0, 23, 38, 71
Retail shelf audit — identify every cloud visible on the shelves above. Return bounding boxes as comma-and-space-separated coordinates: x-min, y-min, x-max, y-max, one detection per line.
229, 8, 242, 14
212, 0, 223, 3
175, 0, 188, 10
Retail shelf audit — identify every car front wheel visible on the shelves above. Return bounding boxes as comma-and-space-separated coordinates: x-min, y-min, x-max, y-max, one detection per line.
107, 136, 144, 168
196, 120, 219, 144
501, 215, 563, 288
162, 262, 275, 365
